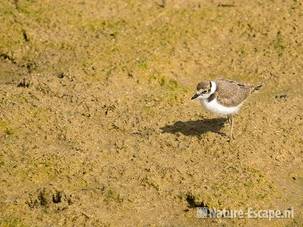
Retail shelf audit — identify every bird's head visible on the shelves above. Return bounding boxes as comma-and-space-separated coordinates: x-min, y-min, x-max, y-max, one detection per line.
191, 80, 216, 100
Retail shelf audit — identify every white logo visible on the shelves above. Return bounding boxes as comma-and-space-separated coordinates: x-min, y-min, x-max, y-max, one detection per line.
196, 207, 294, 219
196, 207, 209, 218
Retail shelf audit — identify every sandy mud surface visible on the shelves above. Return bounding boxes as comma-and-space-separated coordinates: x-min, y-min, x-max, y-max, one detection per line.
0, 0, 303, 226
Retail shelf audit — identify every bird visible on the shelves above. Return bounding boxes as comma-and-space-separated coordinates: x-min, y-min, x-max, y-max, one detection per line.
191, 79, 262, 140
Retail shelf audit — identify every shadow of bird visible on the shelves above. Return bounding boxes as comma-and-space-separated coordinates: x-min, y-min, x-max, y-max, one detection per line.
160, 117, 227, 137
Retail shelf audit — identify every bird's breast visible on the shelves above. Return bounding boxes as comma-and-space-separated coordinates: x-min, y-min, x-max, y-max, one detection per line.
200, 98, 240, 116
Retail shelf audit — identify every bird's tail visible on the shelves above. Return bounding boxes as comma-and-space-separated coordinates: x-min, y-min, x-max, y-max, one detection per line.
251, 84, 263, 93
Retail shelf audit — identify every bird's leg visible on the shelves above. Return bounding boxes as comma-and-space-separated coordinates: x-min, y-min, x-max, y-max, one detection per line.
227, 115, 231, 124
229, 115, 234, 140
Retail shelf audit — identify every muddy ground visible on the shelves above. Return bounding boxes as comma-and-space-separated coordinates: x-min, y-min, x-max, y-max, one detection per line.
0, 0, 303, 226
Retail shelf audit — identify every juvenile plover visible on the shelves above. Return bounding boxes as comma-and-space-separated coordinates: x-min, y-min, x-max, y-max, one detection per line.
191, 79, 262, 139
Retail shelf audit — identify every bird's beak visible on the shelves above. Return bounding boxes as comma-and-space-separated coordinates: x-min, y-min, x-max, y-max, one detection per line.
191, 93, 199, 100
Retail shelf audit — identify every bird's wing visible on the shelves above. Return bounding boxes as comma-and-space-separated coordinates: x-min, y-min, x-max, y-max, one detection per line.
215, 79, 252, 107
